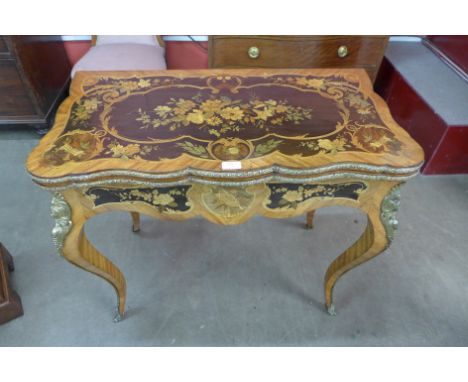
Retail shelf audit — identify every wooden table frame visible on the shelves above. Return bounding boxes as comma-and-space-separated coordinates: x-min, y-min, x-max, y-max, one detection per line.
28, 69, 423, 321
49, 176, 402, 321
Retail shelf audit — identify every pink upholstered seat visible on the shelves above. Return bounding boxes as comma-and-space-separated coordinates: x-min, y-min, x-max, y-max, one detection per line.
71, 43, 167, 78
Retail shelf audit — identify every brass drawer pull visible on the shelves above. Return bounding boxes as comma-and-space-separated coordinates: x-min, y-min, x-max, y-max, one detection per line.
248, 46, 260, 59
337, 45, 348, 58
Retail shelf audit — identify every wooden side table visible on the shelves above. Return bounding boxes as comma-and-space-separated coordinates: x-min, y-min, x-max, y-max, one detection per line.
26, 69, 423, 321
0, 243, 23, 325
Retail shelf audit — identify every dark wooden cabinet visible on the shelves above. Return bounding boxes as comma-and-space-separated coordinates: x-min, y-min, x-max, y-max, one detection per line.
0, 35, 71, 130
209, 35, 388, 83
0, 243, 23, 325
0, 36, 10, 54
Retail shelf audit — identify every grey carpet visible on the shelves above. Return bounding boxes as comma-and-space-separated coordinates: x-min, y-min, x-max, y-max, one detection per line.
1, 129, 468, 346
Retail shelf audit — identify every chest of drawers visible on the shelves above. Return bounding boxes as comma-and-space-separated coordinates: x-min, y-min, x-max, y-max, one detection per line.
209, 35, 388, 82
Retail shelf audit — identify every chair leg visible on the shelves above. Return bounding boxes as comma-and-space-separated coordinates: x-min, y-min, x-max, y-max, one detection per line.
130, 212, 140, 233
306, 210, 315, 229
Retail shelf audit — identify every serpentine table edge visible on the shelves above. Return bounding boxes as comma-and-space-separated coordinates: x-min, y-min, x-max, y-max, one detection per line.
26, 68, 424, 321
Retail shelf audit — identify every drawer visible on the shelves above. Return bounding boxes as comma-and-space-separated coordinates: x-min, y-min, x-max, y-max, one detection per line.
209, 35, 388, 82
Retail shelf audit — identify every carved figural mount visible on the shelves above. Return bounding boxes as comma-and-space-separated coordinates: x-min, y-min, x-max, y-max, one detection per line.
381, 185, 401, 243
26, 69, 424, 321
51, 193, 72, 254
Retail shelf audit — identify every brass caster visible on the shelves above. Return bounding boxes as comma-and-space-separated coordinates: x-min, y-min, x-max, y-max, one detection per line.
113, 308, 124, 323
327, 304, 337, 316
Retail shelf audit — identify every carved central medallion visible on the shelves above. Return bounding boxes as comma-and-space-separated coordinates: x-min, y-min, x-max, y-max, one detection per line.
201, 186, 255, 218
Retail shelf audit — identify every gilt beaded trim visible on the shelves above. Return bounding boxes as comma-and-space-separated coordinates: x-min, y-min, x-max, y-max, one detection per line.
30, 161, 422, 189
34, 170, 419, 191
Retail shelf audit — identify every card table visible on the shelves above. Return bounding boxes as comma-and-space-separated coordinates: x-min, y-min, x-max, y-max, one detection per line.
26, 69, 424, 321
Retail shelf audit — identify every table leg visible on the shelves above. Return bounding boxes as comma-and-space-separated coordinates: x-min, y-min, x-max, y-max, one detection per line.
305, 210, 315, 229
130, 212, 140, 233
51, 192, 127, 322
323, 184, 400, 315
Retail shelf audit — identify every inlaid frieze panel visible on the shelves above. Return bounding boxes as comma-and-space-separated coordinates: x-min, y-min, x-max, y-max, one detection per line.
84, 181, 367, 222
85, 186, 192, 213
266, 182, 367, 210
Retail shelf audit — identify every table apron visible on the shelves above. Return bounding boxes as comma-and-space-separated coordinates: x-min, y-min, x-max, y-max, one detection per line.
60, 179, 398, 226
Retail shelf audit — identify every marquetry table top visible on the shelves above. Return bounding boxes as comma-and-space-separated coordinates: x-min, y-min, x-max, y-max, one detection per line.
27, 69, 424, 188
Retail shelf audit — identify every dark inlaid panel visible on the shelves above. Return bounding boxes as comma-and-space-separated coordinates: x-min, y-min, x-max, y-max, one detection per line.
86, 186, 192, 213
266, 182, 367, 209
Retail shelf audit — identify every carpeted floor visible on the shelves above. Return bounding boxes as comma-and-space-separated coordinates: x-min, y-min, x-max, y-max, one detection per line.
0, 128, 467, 346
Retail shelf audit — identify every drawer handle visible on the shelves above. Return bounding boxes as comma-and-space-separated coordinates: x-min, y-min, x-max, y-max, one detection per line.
248, 46, 260, 59
337, 45, 348, 58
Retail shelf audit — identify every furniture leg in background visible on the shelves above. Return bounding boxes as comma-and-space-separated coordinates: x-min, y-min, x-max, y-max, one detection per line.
0, 243, 23, 325
130, 212, 141, 232
306, 210, 315, 229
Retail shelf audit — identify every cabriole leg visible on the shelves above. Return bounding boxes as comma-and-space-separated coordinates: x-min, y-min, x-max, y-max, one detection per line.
51, 192, 127, 322
323, 184, 400, 315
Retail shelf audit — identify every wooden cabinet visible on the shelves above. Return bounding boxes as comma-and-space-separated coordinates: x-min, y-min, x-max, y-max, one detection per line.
0, 36, 71, 130
209, 35, 388, 82
0, 37, 10, 54
0, 243, 23, 325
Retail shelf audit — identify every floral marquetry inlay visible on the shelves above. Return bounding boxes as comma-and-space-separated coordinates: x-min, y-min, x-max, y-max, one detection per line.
136, 96, 314, 138
86, 186, 192, 213
83, 182, 369, 223
39, 71, 405, 167
266, 183, 367, 210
